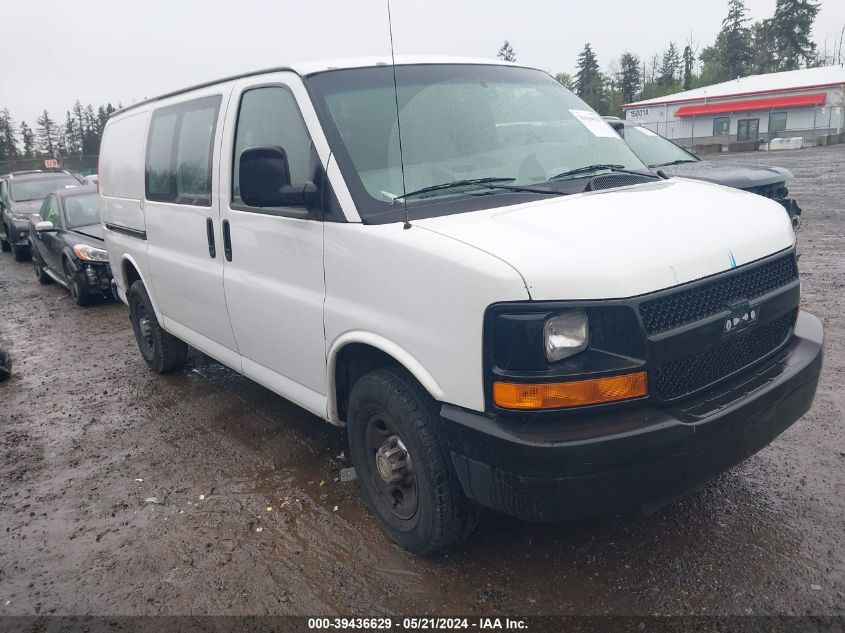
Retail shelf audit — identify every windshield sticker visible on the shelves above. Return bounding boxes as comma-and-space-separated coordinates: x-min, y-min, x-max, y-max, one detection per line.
568, 109, 620, 139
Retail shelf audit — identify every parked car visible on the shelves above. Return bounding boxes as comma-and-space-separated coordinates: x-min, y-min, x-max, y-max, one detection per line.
29, 185, 112, 305
603, 117, 802, 227
100, 58, 823, 554
0, 170, 84, 260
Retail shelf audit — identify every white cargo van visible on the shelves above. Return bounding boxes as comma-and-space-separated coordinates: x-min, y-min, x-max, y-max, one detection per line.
99, 58, 823, 554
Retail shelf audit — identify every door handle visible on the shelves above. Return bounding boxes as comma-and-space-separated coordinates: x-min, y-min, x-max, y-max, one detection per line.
206, 218, 216, 258
222, 219, 232, 262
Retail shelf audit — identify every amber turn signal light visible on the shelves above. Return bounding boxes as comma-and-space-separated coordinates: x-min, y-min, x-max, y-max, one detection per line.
493, 372, 648, 410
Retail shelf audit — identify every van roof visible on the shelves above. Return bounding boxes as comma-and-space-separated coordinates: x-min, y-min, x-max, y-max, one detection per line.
111, 56, 529, 117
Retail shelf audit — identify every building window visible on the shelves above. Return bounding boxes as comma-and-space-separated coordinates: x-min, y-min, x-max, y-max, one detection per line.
737, 118, 760, 142
769, 112, 787, 136
713, 117, 730, 136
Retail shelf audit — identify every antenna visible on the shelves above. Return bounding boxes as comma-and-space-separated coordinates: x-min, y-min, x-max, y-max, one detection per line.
387, 0, 411, 230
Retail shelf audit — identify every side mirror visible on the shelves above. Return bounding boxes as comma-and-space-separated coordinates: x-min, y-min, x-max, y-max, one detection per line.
239, 146, 318, 211
35, 220, 55, 232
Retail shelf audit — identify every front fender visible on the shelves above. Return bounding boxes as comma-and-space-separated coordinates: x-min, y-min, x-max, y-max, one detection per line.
326, 330, 446, 425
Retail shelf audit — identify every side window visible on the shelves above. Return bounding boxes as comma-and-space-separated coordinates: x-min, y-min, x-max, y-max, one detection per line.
39, 195, 52, 220
45, 197, 60, 227
0, 180, 7, 205
232, 86, 315, 208
145, 95, 222, 206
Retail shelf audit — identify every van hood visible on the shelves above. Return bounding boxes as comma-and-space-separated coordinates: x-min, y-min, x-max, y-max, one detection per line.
661, 160, 792, 189
416, 178, 795, 301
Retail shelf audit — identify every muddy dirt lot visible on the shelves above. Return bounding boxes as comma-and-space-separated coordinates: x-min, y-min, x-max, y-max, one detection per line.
1, 145, 843, 617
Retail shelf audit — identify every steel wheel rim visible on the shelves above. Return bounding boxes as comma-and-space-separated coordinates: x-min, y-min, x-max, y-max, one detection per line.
133, 300, 154, 353
364, 409, 418, 521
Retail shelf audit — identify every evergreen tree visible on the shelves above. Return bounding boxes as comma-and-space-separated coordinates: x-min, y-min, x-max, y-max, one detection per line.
750, 20, 779, 74
619, 53, 642, 104
496, 40, 516, 62
682, 45, 695, 90
658, 42, 681, 87
64, 110, 79, 156
766, 0, 820, 70
20, 121, 35, 158
721, 0, 753, 78
0, 108, 19, 160
35, 110, 59, 156
575, 44, 607, 113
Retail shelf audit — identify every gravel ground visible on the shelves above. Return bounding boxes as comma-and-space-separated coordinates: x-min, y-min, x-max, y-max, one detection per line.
0, 144, 843, 617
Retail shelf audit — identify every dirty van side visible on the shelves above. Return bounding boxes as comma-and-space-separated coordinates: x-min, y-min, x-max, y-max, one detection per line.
101, 58, 823, 555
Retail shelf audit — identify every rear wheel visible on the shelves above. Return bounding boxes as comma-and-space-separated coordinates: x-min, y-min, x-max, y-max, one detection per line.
32, 250, 50, 284
347, 365, 479, 555
64, 259, 90, 306
128, 280, 187, 373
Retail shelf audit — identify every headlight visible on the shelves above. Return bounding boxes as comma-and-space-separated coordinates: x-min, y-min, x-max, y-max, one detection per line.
73, 244, 109, 262
544, 310, 589, 362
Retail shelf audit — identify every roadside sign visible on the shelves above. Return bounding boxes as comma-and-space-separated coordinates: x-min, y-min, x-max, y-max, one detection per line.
44, 159, 59, 168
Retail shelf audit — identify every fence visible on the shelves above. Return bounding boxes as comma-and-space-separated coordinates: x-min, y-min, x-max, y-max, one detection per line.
0, 155, 98, 176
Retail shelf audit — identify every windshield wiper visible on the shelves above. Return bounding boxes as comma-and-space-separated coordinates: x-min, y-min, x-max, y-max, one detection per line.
549, 164, 657, 181
649, 159, 697, 167
393, 177, 516, 202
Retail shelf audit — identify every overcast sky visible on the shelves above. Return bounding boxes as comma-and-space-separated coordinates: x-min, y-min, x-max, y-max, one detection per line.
2, 0, 844, 129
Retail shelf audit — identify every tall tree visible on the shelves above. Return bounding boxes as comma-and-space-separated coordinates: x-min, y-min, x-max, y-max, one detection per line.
658, 42, 681, 87
619, 53, 642, 104
766, 0, 821, 70
0, 108, 19, 161
722, 0, 753, 78
750, 20, 779, 74
35, 110, 59, 156
19, 121, 35, 158
64, 110, 80, 156
575, 44, 607, 113
682, 45, 695, 90
496, 40, 516, 62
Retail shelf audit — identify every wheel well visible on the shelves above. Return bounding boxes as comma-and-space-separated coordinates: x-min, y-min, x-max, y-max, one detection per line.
334, 344, 401, 422
123, 259, 141, 289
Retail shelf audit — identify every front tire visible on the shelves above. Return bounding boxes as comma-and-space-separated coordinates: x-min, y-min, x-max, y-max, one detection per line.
1, 233, 10, 252
127, 280, 187, 373
32, 250, 51, 284
64, 259, 90, 306
347, 366, 479, 555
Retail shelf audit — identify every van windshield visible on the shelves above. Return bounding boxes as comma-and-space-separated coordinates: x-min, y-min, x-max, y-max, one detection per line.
306, 64, 649, 223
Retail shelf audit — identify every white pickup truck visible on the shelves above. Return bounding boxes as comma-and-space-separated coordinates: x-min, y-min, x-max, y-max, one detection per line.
99, 57, 824, 554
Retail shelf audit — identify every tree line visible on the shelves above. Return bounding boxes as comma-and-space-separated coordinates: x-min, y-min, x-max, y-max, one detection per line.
0, 101, 120, 162
497, 0, 832, 116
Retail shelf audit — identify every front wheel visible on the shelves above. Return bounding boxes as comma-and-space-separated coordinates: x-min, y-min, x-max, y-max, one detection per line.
64, 260, 90, 306
32, 251, 51, 284
0, 234, 10, 252
127, 280, 187, 373
347, 366, 479, 555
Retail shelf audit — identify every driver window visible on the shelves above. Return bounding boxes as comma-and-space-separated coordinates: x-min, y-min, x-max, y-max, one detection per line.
45, 197, 60, 227
232, 85, 314, 208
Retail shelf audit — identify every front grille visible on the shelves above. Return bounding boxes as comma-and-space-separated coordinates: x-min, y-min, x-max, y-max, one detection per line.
652, 309, 796, 401
639, 253, 798, 335
746, 183, 789, 200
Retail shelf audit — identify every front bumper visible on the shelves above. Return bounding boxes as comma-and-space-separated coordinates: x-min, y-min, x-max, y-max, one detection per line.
6, 217, 31, 247
441, 311, 823, 521
777, 197, 801, 228
76, 262, 114, 294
